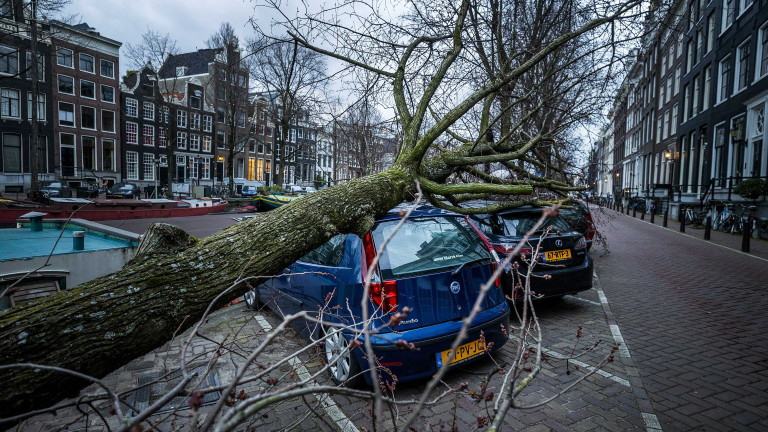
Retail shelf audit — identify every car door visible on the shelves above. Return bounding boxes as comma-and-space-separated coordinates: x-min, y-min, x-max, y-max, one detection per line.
288, 235, 364, 326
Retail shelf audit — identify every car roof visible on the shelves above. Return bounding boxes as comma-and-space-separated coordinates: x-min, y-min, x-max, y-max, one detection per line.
376, 204, 460, 222
460, 200, 549, 216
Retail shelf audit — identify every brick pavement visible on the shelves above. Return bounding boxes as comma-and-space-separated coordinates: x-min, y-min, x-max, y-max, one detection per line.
590, 206, 768, 432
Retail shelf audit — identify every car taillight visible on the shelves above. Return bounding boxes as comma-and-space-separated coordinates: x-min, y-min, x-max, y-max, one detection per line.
574, 236, 587, 250
465, 217, 500, 287
362, 233, 398, 311
583, 214, 596, 240
370, 280, 398, 312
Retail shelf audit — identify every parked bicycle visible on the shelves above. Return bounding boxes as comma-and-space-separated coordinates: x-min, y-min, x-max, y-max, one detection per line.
729, 205, 757, 235
712, 204, 736, 232
683, 206, 708, 226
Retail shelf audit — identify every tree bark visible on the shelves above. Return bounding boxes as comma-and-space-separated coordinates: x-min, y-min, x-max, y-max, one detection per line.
0, 169, 410, 418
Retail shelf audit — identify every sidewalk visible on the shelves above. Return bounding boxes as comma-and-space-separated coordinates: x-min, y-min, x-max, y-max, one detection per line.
591, 204, 768, 262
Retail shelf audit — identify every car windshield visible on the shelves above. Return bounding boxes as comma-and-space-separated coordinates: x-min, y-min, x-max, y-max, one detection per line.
43, 182, 64, 188
497, 212, 573, 236
372, 216, 491, 280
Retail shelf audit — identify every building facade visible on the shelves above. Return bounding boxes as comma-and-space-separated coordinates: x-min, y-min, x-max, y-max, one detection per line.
1, 1, 54, 194
50, 21, 121, 188
594, 0, 768, 219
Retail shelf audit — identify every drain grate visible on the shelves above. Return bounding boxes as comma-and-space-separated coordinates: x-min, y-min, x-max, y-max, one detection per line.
127, 365, 222, 415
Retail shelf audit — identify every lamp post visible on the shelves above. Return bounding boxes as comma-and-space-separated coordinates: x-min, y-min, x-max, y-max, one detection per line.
153, 156, 161, 199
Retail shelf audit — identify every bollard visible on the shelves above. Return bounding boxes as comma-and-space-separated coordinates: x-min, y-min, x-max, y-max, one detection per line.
641, 209, 645, 220
680, 214, 685, 233
663, 210, 668, 227
704, 216, 711, 240
742, 217, 751, 252
650, 211, 655, 224
73, 231, 85, 251
633, 207, 637, 218
626, 205, 630, 215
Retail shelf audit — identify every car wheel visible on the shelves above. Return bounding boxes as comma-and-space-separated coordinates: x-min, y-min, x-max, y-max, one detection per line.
323, 325, 363, 387
243, 289, 260, 311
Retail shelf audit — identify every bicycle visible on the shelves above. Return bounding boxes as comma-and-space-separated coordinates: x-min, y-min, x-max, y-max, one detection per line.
729, 205, 757, 235
713, 204, 737, 232
684, 206, 707, 226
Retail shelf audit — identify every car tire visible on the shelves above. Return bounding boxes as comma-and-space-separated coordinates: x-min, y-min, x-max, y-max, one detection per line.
323, 325, 363, 388
243, 289, 260, 311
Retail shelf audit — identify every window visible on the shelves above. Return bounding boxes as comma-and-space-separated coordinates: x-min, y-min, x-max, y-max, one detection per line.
259, 111, 265, 120
703, 66, 711, 111
666, 76, 672, 104
190, 113, 200, 129
27, 93, 45, 121
298, 128, 304, 138
757, 23, 768, 79
216, 108, 225, 123
125, 98, 138, 117
692, 75, 700, 117
162, 106, 169, 123
126, 122, 138, 144
190, 95, 201, 109
100, 59, 114, 78
683, 84, 690, 122
236, 112, 245, 128
100, 85, 114, 103
80, 80, 95, 99
158, 128, 167, 148
144, 153, 155, 180
25, 51, 44, 81
79, 53, 94, 73
663, 110, 670, 139
259, 125, 265, 135
672, 104, 679, 135
56, 47, 73, 67
177, 131, 187, 149
290, 128, 296, 142
735, 41, 751, 93
718, 57, 731, 103
707, 14, 715, 53
696, 29, 703, 64
100, 110, 114, 133
216, 131, 225, 148
82, 136, 96, 169
81, 106, 96, 130
686, 40, 694, 73
203, 115, 212, 132
143, 102, 155, 120
190, 134, 200, 151
126, 151, 139, 180
2, 133, 21, 172
177, 110, 187, 128
143, 125, 155, 146
266, 127, 272, 137
0, 88, 20, 118
58, 102, 74, 126
202, 135, 212, 152
202, 158, 211, 179
103, 139, 115, 171
722, 0, 735, 33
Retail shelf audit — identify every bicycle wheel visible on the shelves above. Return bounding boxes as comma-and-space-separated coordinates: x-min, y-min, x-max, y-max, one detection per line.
721, 216, 734, 233
711, 215, 721, 230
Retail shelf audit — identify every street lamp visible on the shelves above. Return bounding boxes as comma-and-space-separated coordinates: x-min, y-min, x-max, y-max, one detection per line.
153, 156, 161, 199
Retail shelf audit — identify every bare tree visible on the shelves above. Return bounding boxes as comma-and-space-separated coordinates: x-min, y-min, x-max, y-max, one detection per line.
247, 35, 326, 186
0, 0, 648, 424
123, 28, 179, 71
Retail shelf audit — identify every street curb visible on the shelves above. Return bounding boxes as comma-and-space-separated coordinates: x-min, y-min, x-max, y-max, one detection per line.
593, 272, 662, 432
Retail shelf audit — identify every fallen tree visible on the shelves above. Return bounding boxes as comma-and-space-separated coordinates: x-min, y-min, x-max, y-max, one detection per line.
0, 0, 646, 420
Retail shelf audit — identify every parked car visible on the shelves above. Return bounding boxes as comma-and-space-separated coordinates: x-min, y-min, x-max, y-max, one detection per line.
559, 200, 596, 250
284, 184, 304, 194
38, 181, 72, 198
467, 205, 593, 301
106, 182, 141, 199
303, 186, 317, 193
244, 204, 510, 386
240, 185, 259, 198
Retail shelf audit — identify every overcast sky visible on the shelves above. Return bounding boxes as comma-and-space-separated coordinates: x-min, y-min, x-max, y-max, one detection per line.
60, 0, 269, 76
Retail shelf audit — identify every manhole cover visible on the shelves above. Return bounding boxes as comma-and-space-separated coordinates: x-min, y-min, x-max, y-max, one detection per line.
127, 365, 222, 415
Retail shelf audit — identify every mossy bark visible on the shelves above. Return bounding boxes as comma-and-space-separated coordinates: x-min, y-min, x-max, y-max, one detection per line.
0, 169, 410, 418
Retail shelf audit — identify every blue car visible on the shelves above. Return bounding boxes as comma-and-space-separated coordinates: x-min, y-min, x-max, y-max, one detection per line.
245, 205, 510, 386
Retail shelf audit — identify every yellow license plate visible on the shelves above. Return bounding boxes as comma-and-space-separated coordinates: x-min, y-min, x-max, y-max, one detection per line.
545, 249, 571, 261
436, 339, 486, 367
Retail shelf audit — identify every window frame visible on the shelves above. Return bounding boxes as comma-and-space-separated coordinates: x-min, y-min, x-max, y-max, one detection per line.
100, 84, 115, 103
100, 59, 114, 79
56, 47, 73, 68
1, 88, 21, 119
57, 101, 75, 127
126, 121, 139, 144
80, 105, 97, 130
79, 53, 95, 74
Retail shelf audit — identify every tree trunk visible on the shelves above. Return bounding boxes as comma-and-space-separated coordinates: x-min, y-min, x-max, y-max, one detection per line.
0, 169, 411, 418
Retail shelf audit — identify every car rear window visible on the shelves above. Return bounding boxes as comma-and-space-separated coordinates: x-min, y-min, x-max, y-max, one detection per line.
497, 212, 573, 236
372, 216, 491, 280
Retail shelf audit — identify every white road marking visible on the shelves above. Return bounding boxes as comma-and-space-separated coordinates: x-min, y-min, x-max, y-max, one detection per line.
609, 324, 631, 358
569, 296, 602, 307
254, 314, 358, 432
539, 346, 630, 387
642, 412, 663, 432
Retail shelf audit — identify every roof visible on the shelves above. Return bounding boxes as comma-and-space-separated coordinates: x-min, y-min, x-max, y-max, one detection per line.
377, 204, 459, 222
158, 49, 220, 78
